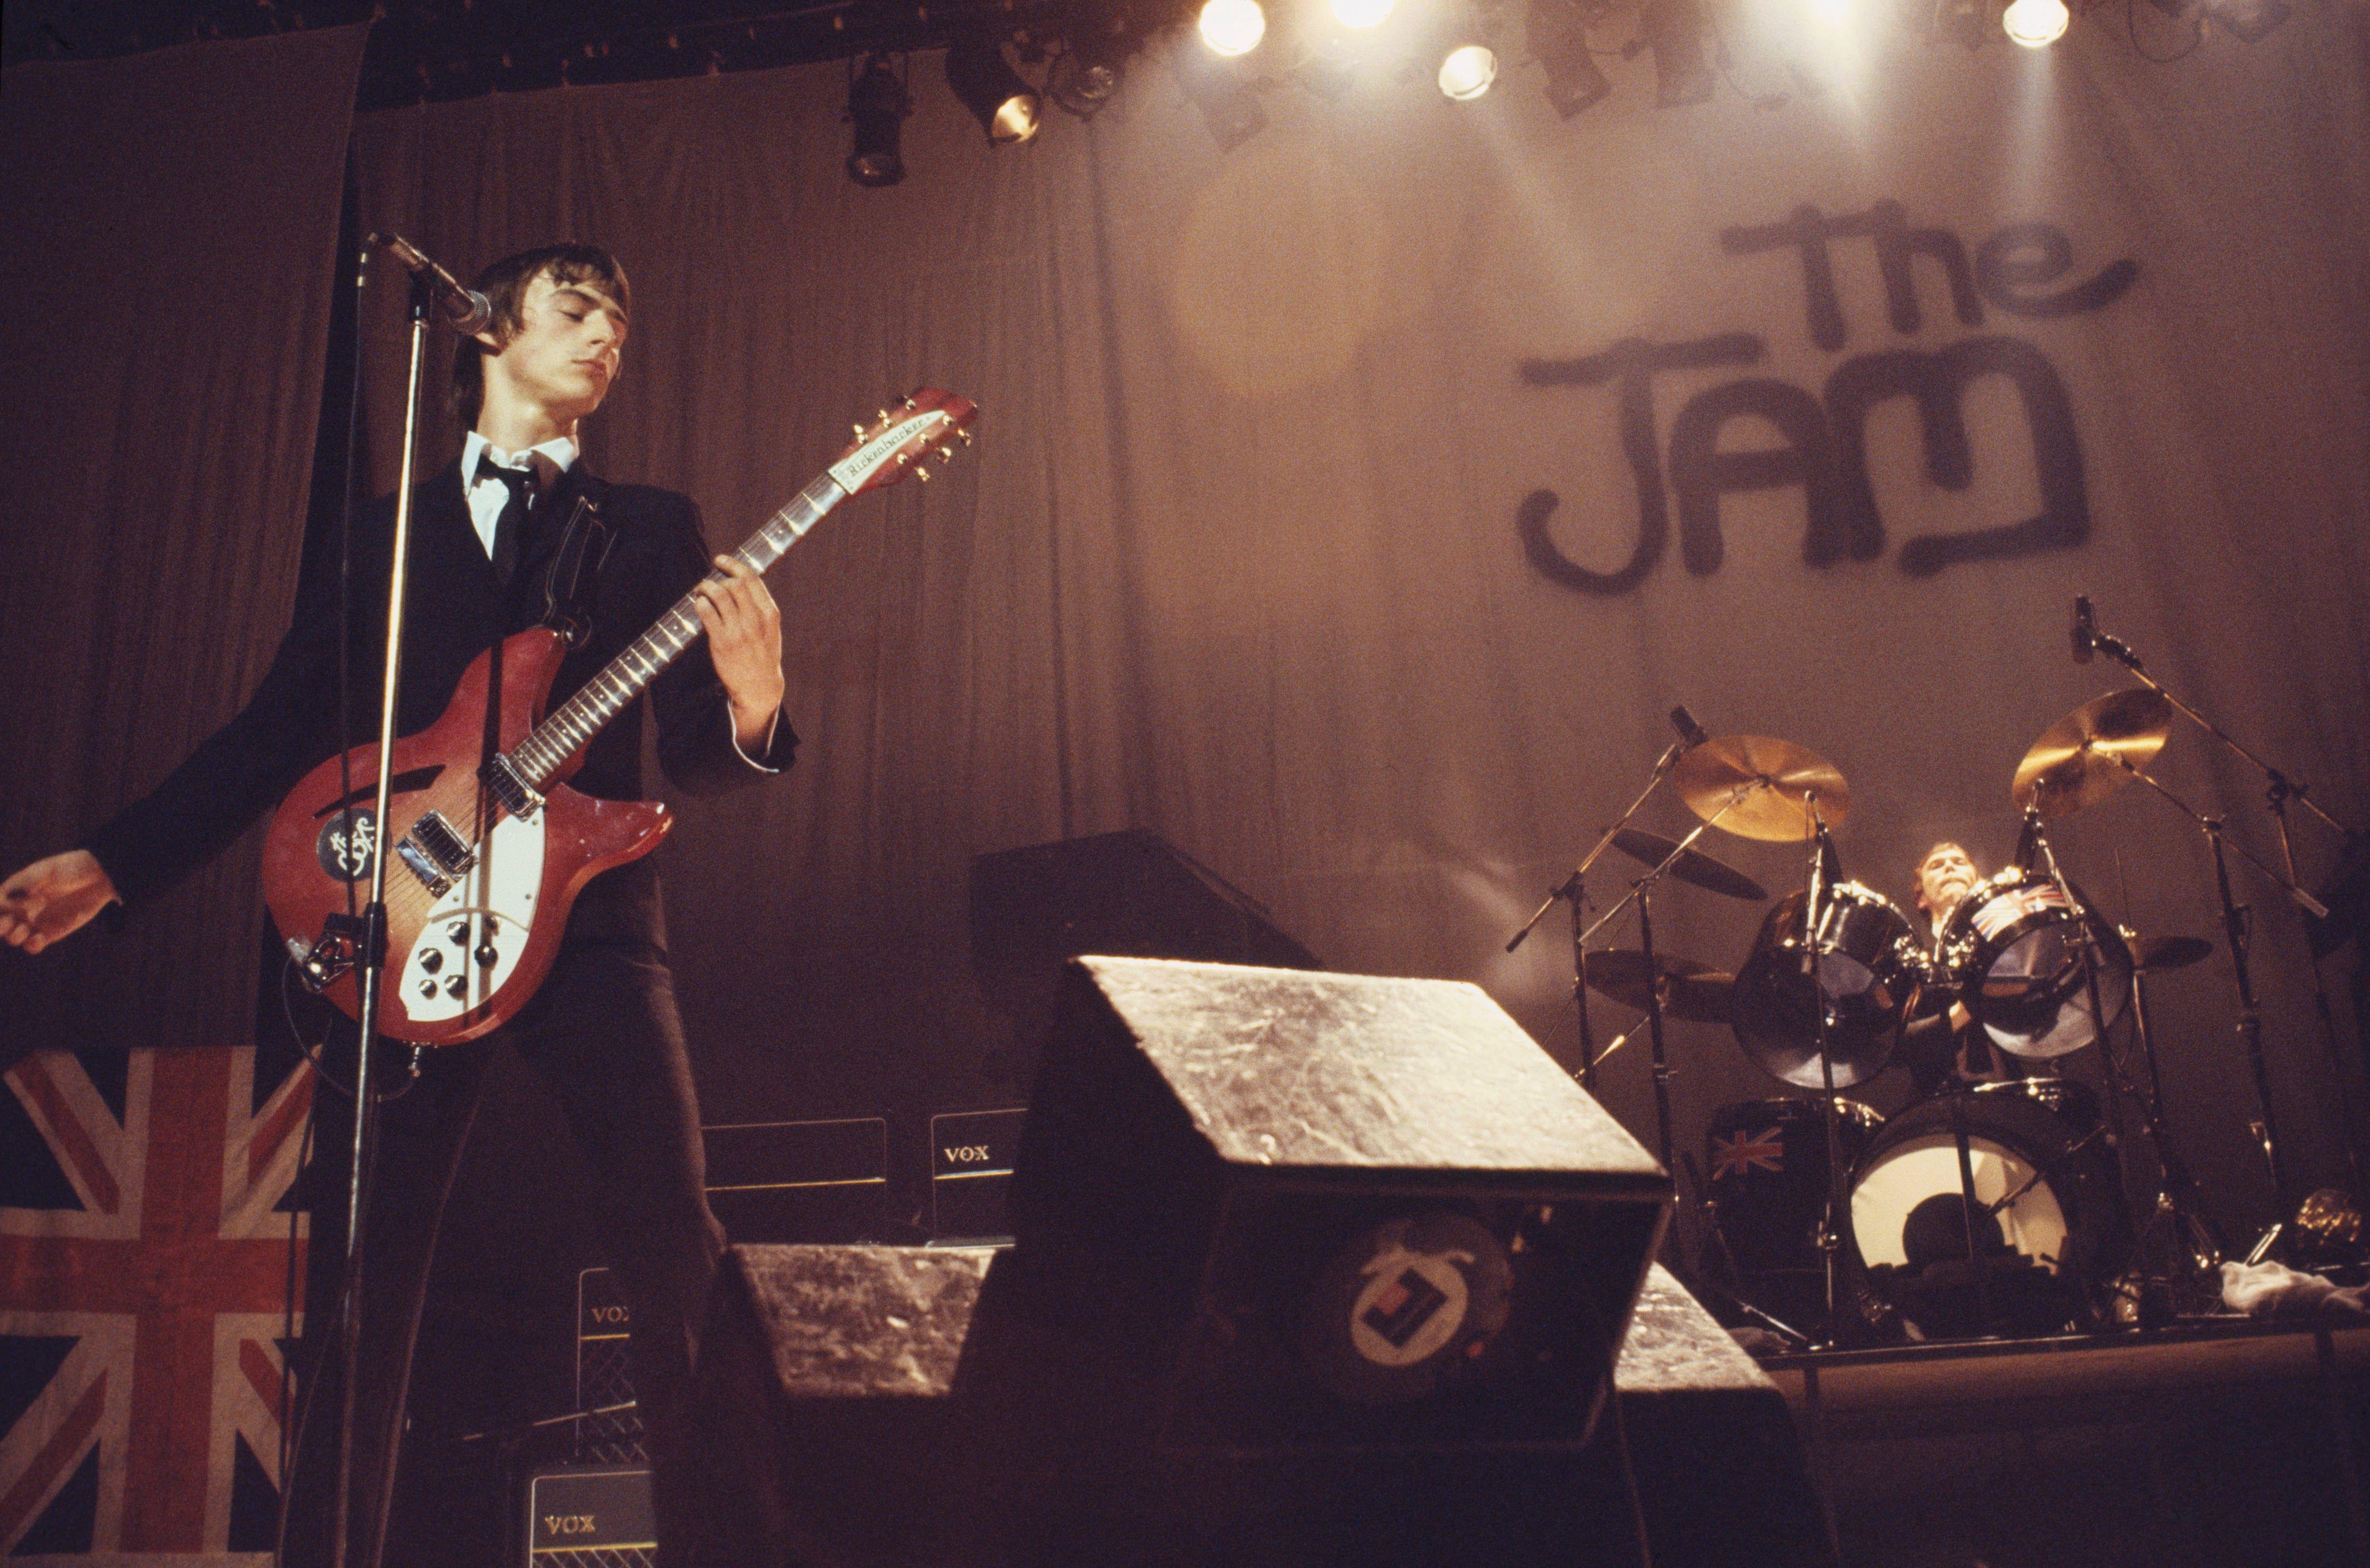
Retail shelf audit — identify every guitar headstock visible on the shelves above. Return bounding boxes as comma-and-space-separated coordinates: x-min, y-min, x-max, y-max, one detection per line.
827, 388, 980, 497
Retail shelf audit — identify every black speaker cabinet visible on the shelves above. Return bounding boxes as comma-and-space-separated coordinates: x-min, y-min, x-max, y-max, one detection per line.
1006, 957, 1673, 1454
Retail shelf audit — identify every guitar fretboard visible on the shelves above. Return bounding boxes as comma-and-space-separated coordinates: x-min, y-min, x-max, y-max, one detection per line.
507, 470, 842, 786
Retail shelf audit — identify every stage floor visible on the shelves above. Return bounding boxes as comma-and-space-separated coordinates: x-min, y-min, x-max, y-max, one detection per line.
1754, 1319, 2370, 1568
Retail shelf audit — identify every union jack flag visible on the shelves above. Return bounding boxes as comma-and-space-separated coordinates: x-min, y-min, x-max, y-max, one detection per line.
1710, 1124, 1787, 1180
1, 1045, 311, 1563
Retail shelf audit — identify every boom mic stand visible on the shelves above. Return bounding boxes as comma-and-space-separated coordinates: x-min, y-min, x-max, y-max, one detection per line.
2074, 600, 2359, 1215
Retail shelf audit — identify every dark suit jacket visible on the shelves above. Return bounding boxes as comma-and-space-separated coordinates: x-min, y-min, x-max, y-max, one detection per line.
84, 459, 793, 938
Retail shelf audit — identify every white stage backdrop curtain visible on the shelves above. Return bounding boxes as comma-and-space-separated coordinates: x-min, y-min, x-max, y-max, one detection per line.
379, 5, 2367, 1228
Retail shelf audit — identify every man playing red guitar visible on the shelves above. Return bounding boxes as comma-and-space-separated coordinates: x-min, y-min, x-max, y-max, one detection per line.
1, 243, 789, 1564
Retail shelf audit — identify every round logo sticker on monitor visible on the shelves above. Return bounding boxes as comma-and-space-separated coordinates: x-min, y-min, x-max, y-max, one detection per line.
1299, 1209, 1513, 1404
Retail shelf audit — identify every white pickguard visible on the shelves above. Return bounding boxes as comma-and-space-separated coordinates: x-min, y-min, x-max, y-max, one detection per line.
395, 811, 545, 1025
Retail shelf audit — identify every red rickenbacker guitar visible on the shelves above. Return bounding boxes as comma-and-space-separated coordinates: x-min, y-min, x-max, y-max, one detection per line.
262, 388, 977, 1045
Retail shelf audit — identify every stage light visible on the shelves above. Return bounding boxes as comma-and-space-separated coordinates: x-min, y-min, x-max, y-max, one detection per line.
1200, 0, 1268, 56
1331, 0, 1396, 26
1048, 31, 1126, 118
1528, 0, 1611, 118
2002, 0, 2069, 45
945, 38, 1042, 144
1640, 0, 1714, 106
1437, 43, 1498, 100
846, 55, 910, 187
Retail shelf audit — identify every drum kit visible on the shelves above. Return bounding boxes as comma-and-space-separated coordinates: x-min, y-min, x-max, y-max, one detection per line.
1507, 603, 2360, 1346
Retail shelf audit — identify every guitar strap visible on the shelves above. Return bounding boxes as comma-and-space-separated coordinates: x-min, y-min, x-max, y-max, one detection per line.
537, 483, 617, 650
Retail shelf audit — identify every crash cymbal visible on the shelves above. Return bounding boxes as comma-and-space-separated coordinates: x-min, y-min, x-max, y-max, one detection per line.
2130, 934, 2213, 973
2012, 688, 2172, 819
1607, 827, 1768, 902
1672, 736, 1850, 842
1582, 949, 1735, 1024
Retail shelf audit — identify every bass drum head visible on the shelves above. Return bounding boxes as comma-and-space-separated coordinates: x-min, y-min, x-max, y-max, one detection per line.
1848, 1086, 2125, 1339
1706, 1097, 1882, 1334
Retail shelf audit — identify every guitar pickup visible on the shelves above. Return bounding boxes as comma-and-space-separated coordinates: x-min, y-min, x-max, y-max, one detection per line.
481, 754, 543, 822
396, 810, 476, 896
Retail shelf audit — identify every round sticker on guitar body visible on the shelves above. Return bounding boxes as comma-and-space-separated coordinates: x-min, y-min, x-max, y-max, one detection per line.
1300, 1209, 1513, 1404
316, 809, 374, 882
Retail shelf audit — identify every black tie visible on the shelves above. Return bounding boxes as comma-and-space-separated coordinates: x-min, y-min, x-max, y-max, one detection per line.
477, 452, 551, 585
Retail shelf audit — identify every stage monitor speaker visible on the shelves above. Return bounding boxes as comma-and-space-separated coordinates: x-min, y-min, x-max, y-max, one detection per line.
1007, 956, 1672, 1453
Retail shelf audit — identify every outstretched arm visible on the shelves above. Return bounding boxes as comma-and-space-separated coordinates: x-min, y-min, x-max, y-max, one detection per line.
0, 851, 121, 954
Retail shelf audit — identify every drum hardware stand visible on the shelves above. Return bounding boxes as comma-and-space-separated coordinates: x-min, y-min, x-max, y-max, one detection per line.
1793, 795, 1868, 1349
2075, 602, 2356, 1216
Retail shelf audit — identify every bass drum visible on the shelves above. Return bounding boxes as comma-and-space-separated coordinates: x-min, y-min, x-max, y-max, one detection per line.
1848, 1079, 2126, 1339
1730, 882, 1921, 1088
1934, 870, 2132, 1059
1704, 1097, 1882, 1333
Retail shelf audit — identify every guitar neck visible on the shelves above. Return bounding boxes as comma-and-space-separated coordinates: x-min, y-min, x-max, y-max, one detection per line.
506, 470, 842, 787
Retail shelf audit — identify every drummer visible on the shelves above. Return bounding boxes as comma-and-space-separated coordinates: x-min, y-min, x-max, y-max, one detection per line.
1900, 841, 2014, 1093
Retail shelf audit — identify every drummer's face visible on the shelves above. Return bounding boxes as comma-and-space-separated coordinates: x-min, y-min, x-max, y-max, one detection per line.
1915, 843, 1979, 916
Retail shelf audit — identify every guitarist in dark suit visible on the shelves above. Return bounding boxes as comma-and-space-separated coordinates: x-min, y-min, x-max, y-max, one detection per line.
0, 243, 788, 1565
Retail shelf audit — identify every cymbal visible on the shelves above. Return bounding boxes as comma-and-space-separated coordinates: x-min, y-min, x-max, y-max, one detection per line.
2012, 688, 2172, 819
1582, 949, 1734, 1024
1607, 827, 1768, 902
2131, 934, 2213, 973
1672, 736, 1850, 842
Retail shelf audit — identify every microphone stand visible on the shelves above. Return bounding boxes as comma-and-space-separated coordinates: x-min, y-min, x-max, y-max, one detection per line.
326, 267, 437, 1568
2078, 605, 2360, 1210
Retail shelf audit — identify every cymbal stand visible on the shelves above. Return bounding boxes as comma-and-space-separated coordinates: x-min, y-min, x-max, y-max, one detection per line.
1796, 795, 1865, 1345
1508, 735, 1693, 1097
2025, 807, 2170, 1323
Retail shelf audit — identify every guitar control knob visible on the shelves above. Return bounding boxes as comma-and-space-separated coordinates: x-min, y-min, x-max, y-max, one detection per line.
445, 976, 467, 998
420, 949, 443, 974
419, 979, 438, 999
475, 943, 498, 968
448, 921, 469, 945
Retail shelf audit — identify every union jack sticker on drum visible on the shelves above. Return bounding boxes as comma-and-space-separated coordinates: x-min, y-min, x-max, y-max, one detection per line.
1, 1046, 311, 1561
1711, 1125, 1787, 1179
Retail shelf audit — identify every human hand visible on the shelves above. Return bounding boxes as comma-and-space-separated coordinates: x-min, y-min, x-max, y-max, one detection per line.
0, 850, 120, 954
693, 554, 786, 753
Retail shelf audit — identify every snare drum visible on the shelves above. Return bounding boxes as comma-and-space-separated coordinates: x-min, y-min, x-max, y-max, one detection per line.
1848, 1079, 2125, 1338
1730, 882, 1921, 1088
1934, 870, 2132, 1058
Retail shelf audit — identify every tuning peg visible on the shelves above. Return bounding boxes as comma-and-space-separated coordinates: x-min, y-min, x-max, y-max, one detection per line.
853, 423, 866, 438
895, 452, 911, 465
956, 429, 974, 446
902, 395, 917, 409
915, 467, 931, 481
877, 408, 892, 423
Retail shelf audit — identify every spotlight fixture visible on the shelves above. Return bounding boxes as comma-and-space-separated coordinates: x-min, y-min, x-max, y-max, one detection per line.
1048, 31, 1126, 118
1331, 0, 1396, 26
1437, 43, 1499, 100
2001, 0, 2069, 44
1639, 0, 1714, 107
1200, 0, 1268, 57
946, 38, 1042, 144
1528, 0, 1611, 118
846, 54, 910, 187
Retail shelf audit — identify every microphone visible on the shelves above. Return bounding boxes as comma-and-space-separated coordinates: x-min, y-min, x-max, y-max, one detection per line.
1668, 706, 1711, 750
2071, 595, 2095, 665
369, 231, 492, 334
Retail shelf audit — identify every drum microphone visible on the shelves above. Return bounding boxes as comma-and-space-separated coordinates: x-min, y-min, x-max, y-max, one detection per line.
1669, 706, 1711, 750
2070, 596, 2096, 664
369, 232, 492, 335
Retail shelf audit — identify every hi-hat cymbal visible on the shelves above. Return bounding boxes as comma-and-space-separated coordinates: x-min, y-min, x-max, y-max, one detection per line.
2012, 688, 2172, 819
1607, 827, 1768, 902
2131, 934, 2213, 973
1672, 737, 1850, 842
1582, 949, 1734, 1024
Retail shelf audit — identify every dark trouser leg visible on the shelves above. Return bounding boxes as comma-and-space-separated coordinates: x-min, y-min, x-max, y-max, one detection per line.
508, 937, 726, 1568
279, 1040, 492, 1568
